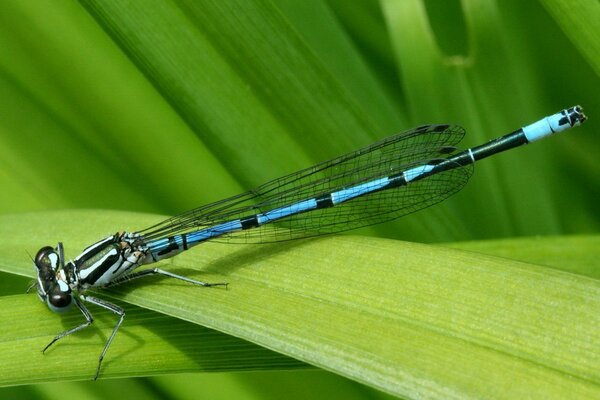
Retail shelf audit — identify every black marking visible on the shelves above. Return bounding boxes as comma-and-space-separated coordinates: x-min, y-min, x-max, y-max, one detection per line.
386, 173, 407, 188
111, 248, 130, 275
80, 250, 121, 285
430, 128, 530, 175
182, 234, 188, 250
315, 194, 334, 209
473, 129, 528, 157
413, 125, 430, 133
75, 234, 119, 266
432, 124, 450, 132
572, 106, 587, 124
241, 215, 260, 229
157, 237, 180, 257
438, 146, 457, 154
558, 115, 570, 128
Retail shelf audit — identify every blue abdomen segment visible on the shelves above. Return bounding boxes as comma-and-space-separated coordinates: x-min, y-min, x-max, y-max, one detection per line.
522, 105, 586, 142
331, 177, 390, 204
147, 220, 243, 261
257, 198, 318, 224
135, 106, 585, 263
145, 172, 409, 262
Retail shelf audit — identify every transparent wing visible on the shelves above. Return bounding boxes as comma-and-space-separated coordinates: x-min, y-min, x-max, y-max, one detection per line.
139, 124, 471, 243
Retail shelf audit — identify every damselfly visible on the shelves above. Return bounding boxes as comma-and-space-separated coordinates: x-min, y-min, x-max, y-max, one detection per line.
32, 106, 586, 379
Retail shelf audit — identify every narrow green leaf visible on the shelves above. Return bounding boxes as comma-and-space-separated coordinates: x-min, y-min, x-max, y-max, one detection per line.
78, 0, 385, 182
1, 211, 599, 398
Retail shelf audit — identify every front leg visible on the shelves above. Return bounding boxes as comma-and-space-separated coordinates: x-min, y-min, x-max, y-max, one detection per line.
79, 295, 125, 380
42, 296, 93, 353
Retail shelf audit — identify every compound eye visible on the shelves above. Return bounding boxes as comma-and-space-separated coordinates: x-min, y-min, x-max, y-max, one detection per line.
35, 246, 60, 271
47, 285, 73, 313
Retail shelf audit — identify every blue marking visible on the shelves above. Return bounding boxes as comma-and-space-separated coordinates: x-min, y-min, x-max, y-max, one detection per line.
257, 198, 318, 224
522, 107, 586, 142
186, 220, 243, 244
148, 237, 169, 252
331, 176, 389, 204
403, 165, 434, 182
522, 118, 555, 142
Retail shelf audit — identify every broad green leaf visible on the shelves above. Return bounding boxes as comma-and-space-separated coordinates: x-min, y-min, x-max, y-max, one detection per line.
1, 211, 599, 398
78, 0, 386, 182
0, 0, 240, 214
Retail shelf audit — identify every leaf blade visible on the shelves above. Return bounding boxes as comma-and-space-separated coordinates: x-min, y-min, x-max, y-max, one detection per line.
2, 210, 600, 398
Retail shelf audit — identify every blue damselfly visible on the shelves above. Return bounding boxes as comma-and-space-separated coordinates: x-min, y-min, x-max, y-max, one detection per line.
32, 106, 586, 379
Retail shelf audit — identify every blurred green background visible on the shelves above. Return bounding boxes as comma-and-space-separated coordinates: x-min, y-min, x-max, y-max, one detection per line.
0, 0, 598, 398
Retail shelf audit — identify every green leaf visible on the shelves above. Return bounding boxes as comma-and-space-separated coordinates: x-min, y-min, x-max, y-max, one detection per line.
539, 0, 600, 76
446, 235, 600, 279
1, 211, 600, 398
0, 295, 305, 386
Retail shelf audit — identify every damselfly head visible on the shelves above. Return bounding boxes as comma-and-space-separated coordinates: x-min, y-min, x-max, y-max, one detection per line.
34, 246, 73, 313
